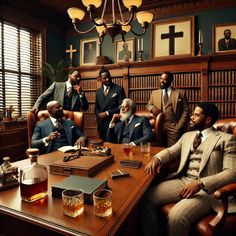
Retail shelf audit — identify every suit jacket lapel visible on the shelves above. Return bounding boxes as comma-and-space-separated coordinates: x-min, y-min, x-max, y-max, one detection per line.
128, 115, 138, 140
44, 119, 54, 153
177, 132, 197, 173
62, 118, 73, 146
102, 84, 116, 109
165, 88, 179, 112
117, 122, 125, 143
71, 92, 79, 109
199, 130, 221, 173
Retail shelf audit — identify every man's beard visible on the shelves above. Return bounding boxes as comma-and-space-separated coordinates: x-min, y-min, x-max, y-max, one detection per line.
188, 119, 205, 131
54, 110, 64, 119
120, 110, 132, 122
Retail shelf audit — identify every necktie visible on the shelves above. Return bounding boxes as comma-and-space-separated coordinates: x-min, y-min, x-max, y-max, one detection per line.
104, 87, 109, 96
55, 119, 62, 128
163, 88, 168, 105
193, 132, 202, 149
125, 118, 130, 126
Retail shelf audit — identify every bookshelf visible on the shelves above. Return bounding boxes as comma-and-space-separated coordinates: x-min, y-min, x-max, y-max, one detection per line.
76, 54, 236, 139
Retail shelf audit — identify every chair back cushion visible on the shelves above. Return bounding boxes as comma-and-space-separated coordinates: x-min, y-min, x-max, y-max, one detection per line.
214, 118, 236, 136
135, 110, 165, 146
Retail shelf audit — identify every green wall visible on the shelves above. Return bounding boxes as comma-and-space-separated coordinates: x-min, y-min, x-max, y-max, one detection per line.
65, 7, 236, 67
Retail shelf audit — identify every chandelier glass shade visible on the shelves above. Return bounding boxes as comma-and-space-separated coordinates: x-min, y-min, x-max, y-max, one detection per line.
67, 0, 153, 42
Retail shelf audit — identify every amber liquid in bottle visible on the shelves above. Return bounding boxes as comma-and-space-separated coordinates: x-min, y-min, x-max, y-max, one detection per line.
20, 178, 48, 202
20, 148, 48, 202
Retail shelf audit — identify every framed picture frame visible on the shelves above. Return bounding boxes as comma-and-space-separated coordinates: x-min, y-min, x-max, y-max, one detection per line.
213, 23, 236, 53
152, 16, 195, 58
115, 38, 135, 63
80, 38, 99, 66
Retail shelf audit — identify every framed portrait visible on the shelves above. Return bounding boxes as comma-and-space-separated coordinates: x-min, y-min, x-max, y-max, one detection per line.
152, 16, 195, 58
80, 38, 99, 66
115, 38, 135, 63
213, 23, 236, 53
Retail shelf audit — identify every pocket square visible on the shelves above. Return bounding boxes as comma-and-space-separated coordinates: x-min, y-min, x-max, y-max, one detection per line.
178, 98, 182, 101
134, 123, 141, 127
112, 93, 117, 98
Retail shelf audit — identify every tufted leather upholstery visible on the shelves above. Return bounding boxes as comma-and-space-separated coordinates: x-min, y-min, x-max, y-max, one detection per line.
26, 110, 84, 147
135, 111, 165, 146
161, 118, 236, 236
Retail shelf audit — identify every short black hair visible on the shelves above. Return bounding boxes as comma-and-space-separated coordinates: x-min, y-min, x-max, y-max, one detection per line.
99, 66, 111, 78
196, 102, 220, 124
163, 71, 173, 82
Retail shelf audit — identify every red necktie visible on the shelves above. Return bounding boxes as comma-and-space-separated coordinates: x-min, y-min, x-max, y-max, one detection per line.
193, 132, 202, 149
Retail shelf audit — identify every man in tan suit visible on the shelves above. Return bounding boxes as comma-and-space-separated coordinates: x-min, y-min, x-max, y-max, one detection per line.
146, 71, 189, 146
141, 102, 236, 236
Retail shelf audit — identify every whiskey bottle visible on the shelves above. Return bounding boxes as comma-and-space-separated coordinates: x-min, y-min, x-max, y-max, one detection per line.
20, 148, 48, 202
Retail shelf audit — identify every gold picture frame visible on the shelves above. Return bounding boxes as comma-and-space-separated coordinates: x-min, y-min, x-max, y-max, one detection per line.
152, 16, 195, 58
80, 38, 99, 66
213, 23, 236, 53
115, 38, 135, 63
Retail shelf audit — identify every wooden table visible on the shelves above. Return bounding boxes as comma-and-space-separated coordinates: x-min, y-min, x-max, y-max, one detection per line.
0, 143, 164, 236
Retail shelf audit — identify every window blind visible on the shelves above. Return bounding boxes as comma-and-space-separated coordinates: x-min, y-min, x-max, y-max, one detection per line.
0, 20, 41, 118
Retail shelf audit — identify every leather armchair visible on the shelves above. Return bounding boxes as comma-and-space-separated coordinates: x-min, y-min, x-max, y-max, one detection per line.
26, 110, 84, 147
161, 118, 236, 236
135, 111, 165, 146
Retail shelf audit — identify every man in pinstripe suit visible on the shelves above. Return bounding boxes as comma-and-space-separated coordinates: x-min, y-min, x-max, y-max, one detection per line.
141, 102, 236, 236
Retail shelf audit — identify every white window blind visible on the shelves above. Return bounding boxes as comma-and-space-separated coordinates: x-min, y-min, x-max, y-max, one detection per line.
0, 20, 41, 118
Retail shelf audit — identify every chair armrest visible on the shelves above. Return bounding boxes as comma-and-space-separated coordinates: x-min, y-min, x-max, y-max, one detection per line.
209, 183, 236, 230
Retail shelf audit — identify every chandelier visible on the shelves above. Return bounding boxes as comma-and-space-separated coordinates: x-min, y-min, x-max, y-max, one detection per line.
67, 0, 153, 43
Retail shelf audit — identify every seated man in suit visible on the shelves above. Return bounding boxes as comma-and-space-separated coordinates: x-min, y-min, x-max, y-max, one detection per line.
31, 101, 87, 154
141, 102, 236, 236
107, 98, 153, 145
32, 70, 89, 112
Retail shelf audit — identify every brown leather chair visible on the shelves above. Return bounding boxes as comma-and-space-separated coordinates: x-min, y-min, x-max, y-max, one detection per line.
26, 110, 84, 147
135, 110, 165, 146
161, 118, 236, 236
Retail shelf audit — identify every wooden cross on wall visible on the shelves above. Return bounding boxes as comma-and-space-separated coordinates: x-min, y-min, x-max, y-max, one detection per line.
66, 44, 77, 67
161, 25, 184, 55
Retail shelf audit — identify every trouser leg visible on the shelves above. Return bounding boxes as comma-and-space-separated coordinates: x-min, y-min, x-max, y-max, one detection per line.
168, 190, 212, 236
141, 179, 184, 236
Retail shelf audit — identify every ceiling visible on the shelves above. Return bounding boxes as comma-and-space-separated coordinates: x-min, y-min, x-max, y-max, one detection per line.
2, 0, 201, 28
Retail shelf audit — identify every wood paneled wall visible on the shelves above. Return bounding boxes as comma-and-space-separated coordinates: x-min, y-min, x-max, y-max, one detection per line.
77, 54, 236, 139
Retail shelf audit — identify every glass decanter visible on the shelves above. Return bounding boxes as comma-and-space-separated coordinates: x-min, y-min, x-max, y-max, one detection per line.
20, 148, 48, 202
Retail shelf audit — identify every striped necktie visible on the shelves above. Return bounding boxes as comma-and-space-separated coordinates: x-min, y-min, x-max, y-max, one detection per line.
163, 88, 168, 105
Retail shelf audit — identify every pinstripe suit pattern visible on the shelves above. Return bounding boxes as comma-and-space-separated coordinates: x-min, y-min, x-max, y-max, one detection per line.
142, 128, 236, 236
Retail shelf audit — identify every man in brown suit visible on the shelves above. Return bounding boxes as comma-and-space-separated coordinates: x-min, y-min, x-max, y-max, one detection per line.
146, 71, 189, 146
141, 102, 236, 236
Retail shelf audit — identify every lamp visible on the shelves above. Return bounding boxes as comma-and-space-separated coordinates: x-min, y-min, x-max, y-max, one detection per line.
67, 0, 153, 43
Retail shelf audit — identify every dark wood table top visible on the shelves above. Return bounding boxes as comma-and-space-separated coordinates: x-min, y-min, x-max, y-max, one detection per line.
0, 143, 164, 236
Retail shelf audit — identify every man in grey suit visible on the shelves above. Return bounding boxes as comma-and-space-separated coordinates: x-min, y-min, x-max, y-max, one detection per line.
95, 67, 126, 141
107, 98, 153, 145
32, 70, 89, 112
146, 71, 189, 147
31, 101, 86, 154
141, 102, 236, 236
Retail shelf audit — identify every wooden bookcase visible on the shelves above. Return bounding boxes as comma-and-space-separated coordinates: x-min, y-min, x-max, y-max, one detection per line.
78, 54, 236, 139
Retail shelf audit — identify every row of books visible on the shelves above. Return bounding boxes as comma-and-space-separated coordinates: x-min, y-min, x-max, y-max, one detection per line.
129, 75, 160, 89
208, 86, 236, 100
209, 70, 236, 85
173, 72, 201, 87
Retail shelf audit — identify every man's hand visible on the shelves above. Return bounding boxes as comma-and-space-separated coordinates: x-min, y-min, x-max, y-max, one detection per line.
30, 108, 38, 113
46, 131, 60, 142
75, 136, 86, 147
98, 112, 108, 119
145, 157, 161, 175
179, 180, 201, 199
111, 113, 121, 123
73, 85, 83, 95
151, 106, 161, 116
